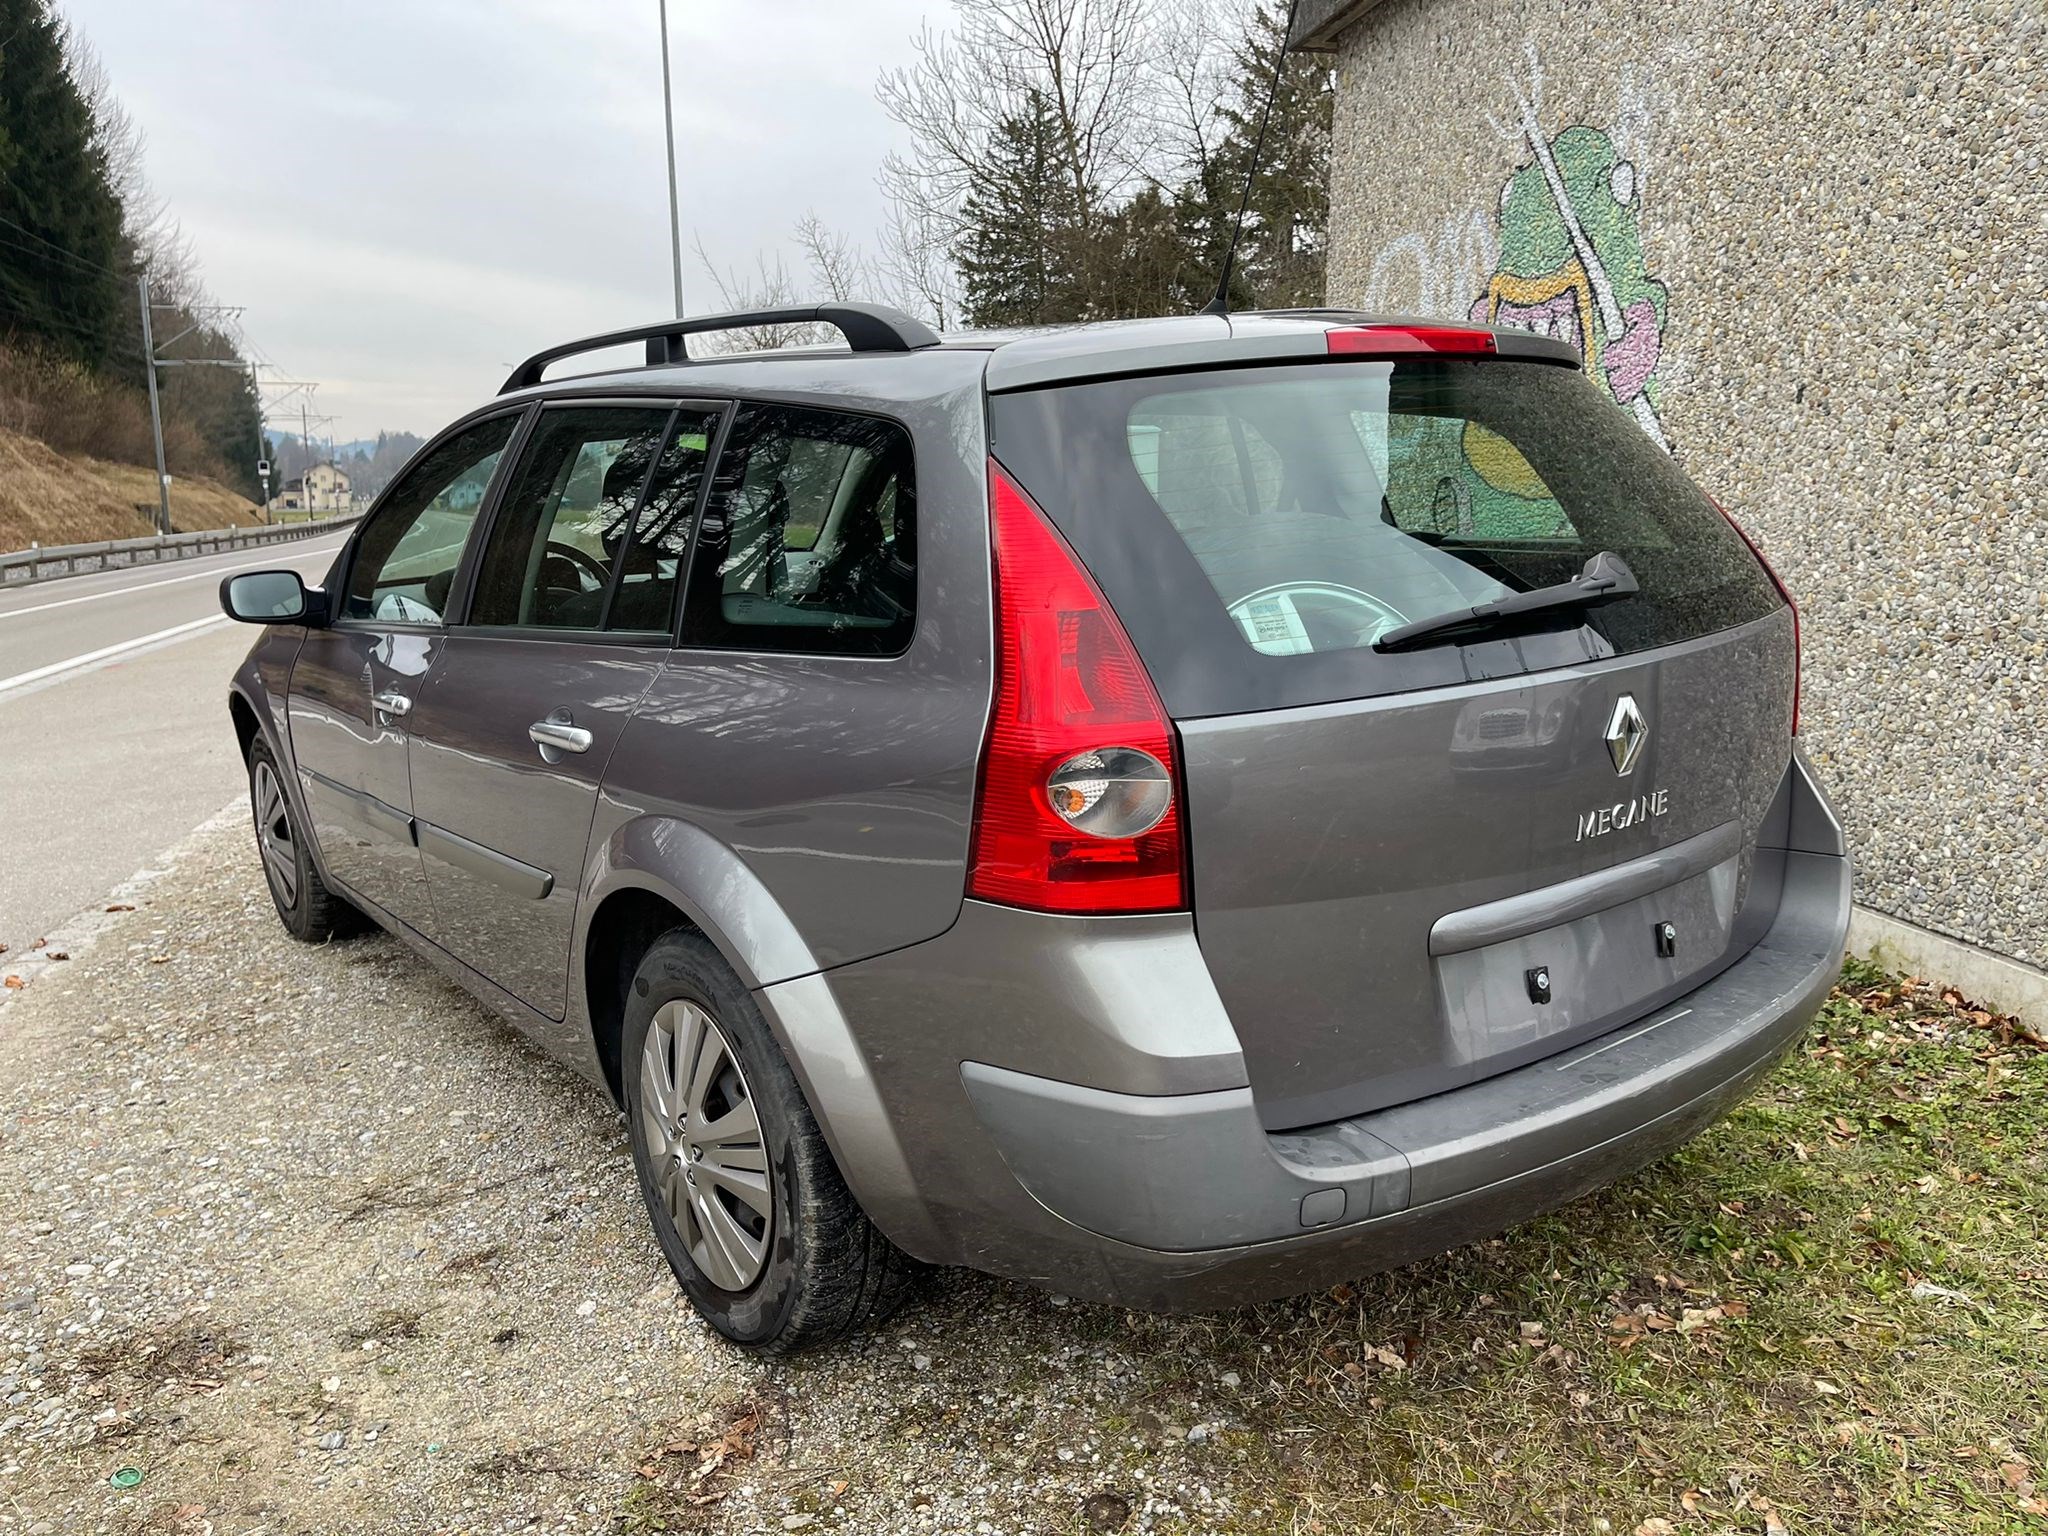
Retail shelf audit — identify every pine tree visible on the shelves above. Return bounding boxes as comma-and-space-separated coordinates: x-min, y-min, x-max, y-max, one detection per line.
955, 91, 1089, 328
1213, 3, 1333, 310
0, 0, 128, 368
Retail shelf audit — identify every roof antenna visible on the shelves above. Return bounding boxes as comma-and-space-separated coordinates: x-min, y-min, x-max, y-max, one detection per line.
1201, 0, 1303, 318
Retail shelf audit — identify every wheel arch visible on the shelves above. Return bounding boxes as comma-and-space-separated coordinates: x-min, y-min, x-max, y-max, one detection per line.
576, 813, 825, 1107
228, 689, 263, 764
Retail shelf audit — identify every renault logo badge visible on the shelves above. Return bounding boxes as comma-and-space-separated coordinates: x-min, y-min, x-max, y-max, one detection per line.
1605, 695, 1647, 776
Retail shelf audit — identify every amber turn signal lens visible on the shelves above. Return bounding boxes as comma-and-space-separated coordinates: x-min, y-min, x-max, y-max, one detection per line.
1044, 748, 1173, 839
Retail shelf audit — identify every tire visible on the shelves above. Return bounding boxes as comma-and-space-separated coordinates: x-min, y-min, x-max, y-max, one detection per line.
247, 737, 358, 943
622, 928, 916, 1353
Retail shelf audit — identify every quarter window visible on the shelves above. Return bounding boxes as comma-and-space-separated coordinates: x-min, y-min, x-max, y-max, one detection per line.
342, 414, 518, 624
680, 403, 914, 655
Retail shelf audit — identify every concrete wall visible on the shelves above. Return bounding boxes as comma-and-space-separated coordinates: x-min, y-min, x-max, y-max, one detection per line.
1307, 0, 2047, 970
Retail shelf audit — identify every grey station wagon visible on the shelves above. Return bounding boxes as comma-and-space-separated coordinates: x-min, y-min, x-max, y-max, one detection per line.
221, 303, 1853, 1352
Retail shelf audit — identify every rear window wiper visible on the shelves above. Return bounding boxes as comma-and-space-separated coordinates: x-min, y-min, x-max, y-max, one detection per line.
1373, 551, 1640, 653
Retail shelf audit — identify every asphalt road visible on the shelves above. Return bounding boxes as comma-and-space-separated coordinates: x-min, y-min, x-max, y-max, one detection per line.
0, 531, 350, 960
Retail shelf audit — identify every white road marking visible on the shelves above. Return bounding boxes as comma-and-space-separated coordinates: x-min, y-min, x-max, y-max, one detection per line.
0, 613, 229, 696
0, 543, 342, 620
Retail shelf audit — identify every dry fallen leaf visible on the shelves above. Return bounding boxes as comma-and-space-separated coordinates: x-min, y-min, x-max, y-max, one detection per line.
105, 903, 135, 912
3, 976, 22, 990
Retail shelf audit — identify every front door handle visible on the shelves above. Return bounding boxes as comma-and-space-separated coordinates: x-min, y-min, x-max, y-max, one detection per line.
372, 690, 411, 720
529, 713, 593, 763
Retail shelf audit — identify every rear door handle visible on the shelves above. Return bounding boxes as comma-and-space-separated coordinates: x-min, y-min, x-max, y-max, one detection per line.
529, 714, 593, 762
372, 690, 411, 720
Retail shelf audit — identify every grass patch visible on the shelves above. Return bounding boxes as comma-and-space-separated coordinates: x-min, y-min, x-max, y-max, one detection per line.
1094, 966, 2048, 1534
623, 1393, 788, 1532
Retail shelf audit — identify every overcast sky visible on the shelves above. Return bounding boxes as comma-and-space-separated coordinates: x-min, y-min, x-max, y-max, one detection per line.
61, 0, 935, 442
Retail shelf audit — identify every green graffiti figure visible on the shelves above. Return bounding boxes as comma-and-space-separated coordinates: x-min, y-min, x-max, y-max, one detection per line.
1473, 124, 1669, 449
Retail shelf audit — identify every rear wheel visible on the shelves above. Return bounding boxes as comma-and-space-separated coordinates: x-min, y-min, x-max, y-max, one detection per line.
248, 738, 356, 942
622, 929, 916, 1353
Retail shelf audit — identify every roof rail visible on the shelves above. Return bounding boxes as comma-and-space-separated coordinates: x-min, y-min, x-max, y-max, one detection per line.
499, 302, 942, 394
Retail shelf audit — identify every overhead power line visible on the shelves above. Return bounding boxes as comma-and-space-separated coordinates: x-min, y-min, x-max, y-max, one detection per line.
0, 211, 125, 280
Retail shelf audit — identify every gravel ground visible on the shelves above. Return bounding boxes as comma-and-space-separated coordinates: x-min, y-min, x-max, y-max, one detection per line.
0, 814, 1290, 1536
3, 815, 2039, 1535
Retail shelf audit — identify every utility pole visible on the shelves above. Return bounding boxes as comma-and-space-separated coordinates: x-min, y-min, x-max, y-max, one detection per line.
250, 363, 270, 524
137, 274, 172, 535
659, 0, 685, 317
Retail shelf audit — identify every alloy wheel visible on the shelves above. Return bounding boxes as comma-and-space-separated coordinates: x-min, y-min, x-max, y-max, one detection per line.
638, 998, 772, 1291
252, 760, 299, 908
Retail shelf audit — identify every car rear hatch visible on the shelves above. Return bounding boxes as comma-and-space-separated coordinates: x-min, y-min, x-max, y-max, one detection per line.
989, 323, 1797, 1130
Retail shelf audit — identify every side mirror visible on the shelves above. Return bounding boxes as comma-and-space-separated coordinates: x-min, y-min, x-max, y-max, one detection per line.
220, 570, 327, 626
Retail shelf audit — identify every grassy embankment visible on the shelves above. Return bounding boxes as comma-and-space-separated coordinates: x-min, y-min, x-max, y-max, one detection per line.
0, 423, 264, 553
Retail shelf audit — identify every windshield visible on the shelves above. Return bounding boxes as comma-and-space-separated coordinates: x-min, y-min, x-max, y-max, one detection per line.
991, 358, 1785, 717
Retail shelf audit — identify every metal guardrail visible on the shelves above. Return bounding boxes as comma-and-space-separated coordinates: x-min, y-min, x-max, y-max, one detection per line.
0, 514, 359, 587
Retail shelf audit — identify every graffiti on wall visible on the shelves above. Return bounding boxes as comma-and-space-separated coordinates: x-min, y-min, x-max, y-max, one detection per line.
1473, 119, 1669, 449
1360, 47, 1671, 450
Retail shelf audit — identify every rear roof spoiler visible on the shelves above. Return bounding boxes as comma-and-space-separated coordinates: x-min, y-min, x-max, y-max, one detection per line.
500, 302, 942, 394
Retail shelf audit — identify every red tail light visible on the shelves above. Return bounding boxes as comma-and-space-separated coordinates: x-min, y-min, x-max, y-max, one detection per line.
968, 464, 1187, 914
1713, 497, 1801, 735
1326, 324, 1498, 357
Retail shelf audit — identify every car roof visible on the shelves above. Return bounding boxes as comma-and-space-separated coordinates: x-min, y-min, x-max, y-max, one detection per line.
499, 309, 1580, 406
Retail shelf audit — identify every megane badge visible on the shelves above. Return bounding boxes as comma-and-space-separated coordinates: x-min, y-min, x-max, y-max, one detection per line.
1605, 694, 1647, 776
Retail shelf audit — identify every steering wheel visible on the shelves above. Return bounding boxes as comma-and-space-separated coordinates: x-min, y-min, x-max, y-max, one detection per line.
1226, 582, 1408, 656
540, 540, 608, 592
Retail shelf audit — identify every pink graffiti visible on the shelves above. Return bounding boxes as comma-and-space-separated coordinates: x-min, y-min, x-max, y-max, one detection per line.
1601, 297, 1661, 405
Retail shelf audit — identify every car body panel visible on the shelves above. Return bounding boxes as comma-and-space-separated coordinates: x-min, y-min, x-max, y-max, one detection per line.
592, 355, 993, 983
1177, 608, 1797, 1128
284, 625, 439, 930
757, 747, 1848, 1300
406, 633, 670, 1019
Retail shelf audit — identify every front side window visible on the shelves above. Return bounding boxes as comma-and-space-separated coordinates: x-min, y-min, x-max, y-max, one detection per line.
342, 414, 519, 624
680, 403, 914, 655
467, 406, 714, 632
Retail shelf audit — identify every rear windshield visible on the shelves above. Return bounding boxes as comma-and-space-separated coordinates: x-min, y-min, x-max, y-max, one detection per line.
990, 359, 1785, 717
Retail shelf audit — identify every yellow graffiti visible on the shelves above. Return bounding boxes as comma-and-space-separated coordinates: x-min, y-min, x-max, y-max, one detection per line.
1459, 422, 1550, 501
1483, 262, 1600, 366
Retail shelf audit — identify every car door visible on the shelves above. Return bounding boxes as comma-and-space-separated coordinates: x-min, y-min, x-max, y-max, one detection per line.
404, 401, 722, 1019
288, 411, 523, 928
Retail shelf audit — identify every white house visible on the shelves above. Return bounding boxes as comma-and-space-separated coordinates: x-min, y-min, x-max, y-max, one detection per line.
269, 462, 351, 515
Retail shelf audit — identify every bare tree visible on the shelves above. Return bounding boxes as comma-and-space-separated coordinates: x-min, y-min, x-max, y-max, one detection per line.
875, 195, 959, 331
877, 0, 1156, 249
689, 235, 817, 351
63, 29, 204, 298
1148, 0, 1252, 186
792, 212, 870, 302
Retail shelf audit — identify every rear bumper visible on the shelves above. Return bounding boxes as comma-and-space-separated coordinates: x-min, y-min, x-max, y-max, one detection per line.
759, 751, 1851, 1309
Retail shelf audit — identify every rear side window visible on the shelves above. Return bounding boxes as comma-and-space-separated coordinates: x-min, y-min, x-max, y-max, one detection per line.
467, 406, 716, 634
468, 406, 674, 631
680, 403, 914, 656
992, 360, 1783, 716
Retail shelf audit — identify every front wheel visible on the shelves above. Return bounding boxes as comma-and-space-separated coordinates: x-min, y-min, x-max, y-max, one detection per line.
248, 738, 357, 942
623, 930, 916, 1353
